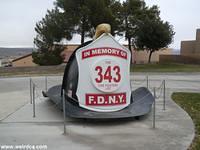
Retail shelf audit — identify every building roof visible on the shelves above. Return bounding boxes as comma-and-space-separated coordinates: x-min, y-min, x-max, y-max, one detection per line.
12, 53, 32, 62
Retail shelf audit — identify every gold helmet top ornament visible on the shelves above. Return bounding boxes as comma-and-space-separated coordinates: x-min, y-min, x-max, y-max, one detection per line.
93, 23, 111, 40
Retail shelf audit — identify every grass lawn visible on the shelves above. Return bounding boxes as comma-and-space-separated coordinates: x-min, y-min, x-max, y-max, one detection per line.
131, 63, 200, 72
172, 92, 200, 150
1, 63, 200, 77
0, 65, 65, 77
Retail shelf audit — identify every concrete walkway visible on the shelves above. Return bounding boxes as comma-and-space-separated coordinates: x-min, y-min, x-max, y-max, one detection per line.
0, 74, 196, 150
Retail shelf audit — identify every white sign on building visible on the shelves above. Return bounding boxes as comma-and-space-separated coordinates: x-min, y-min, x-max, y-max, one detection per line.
76, 33, 132, 112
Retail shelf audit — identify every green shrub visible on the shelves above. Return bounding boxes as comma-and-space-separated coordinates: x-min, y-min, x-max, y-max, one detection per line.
32, 46, 63, 66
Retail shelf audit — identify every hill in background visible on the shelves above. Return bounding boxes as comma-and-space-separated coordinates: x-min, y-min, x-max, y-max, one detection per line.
0, 47, 33, 59
0, 47, 180, 60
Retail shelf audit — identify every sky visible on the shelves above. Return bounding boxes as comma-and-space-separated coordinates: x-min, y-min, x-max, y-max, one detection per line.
0, 0, 200, 49
0, 0, 54, 48
145, 0, 200, 49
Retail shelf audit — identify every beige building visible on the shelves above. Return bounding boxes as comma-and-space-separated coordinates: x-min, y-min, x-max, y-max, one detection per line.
11, 43, 172, 67
181, 29, 200, 57
12, 54, 37, 67
61, 44, 78, 62
133, 48, 172, 64
62, 44, 172, 64
160, 29, 200, 64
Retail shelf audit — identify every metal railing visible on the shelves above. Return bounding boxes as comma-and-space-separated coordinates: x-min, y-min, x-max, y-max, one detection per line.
29, 76, 68, 135
131, 76, 167, 129
150, 79, 166, 128
29, 75, 167, 131
62, 89, 67, 135
132, 76, 166, 111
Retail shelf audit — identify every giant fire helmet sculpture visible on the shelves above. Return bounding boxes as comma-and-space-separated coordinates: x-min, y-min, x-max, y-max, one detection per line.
44, 24, 154, 119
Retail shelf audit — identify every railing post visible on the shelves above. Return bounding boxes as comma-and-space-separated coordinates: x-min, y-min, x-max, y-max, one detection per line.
62, 89, 67, 135
163, 80, 166, 110
146, 76, 149, 89
30, 78, 32, 104
33, 83, 36, 118
45, 76, 47, 92
153, 87, 156, 129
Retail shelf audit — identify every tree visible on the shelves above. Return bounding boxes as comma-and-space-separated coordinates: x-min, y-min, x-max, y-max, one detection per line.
33, 0, 173, 65
55, 0, 117, 44
34, 7, 73, 50
119, 0, 173, 63
56, 0, 90, 44
32, 45, 64, 65
33, 8, 73, 65
33, 0, 120, 65
119, 0, 160, 64
119, 0, 146, 51
135, 18, 175, 63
